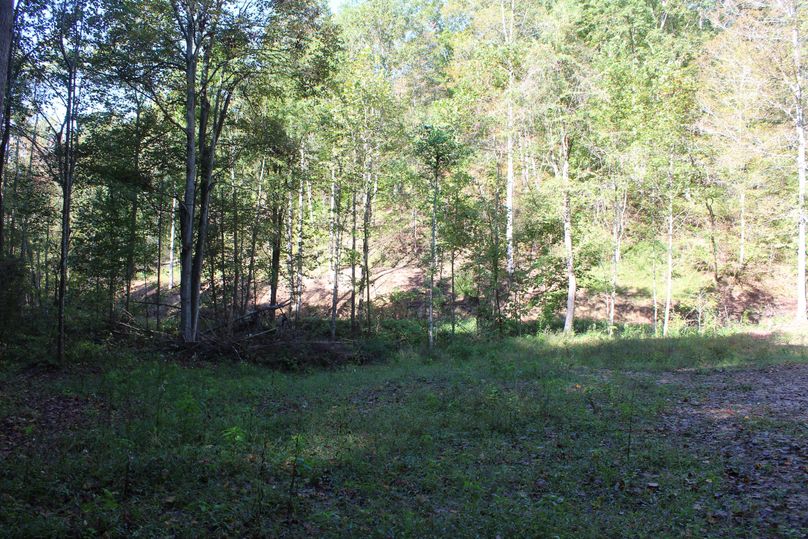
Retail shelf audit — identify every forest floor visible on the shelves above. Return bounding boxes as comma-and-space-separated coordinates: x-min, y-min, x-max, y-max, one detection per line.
657, 364, 808, 534
1, 331, 807, 537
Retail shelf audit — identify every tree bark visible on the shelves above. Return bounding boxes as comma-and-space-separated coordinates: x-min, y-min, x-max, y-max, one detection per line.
190, 79, 232, 339
428, 161, 438, 349
0, 0, 14, 255
245, 159, 264, 311
178, 13, 198, 343
57, 58, 79, 363
230, 175, 240, 332
295, 169, 304, 322
362, 173, 372, 334
608, 181, 627, 337
561, 138, 575, 334
330, 167, 341, 340
124, 102, 142, 312
350, 187, 357, 331
792, 6, 808, 323
156, 185, 163, 330
738, 187, 746, 271
502, 0, 515, 287
269, 207, 282, 322
286, 183, 295, 311
663, 161, 674, 337
168, 191, 176, 289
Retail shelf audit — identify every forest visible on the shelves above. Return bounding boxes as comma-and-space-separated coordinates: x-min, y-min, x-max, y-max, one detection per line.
0, 0, 807, 536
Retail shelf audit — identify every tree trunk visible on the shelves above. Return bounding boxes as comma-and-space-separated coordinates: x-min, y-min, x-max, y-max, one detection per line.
502, 0, 515, 287
190, 79, 232, 339
330, 168, 341, 340
706, 199, 720, 285
428, 163, 438, 350
793, 10, 807, 323
7, 136, 18, 255
608, 182, 626, 337
156, 186, 163, 330
663, 162, 674, 337
363, 175, 372, 334
562, 141, 575, 334
245, 159, 263, 311
505, 86, 515, 286
124, 103, 142, 312
269, 207, 282, 322
286, 184, 295, 311
124, 192, 138, 312
57, 168, 72, 362
738, 187, 746, 271
350, 187, 357, 331
168, 192, 176, 289
0, 0, 15, 255
57, 56, 79, 363
451, 247, 456, 335
295, 173, 304, 322
230, 176, 240, 331
179, 25, 198, 343
652, 208, 659, 336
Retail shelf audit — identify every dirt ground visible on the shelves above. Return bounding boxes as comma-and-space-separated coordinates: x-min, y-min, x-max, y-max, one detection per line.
659, 364, 808, 536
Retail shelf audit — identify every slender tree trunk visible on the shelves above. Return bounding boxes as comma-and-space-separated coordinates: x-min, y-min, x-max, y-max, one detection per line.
0, 0, 15, 255
429, 163, 438, 350
7, 136, 18, 255
363, 175, 372, 334
156, 186, 163, 330
608, 183, 626, 337
652, 208, 659, 336
505, 87, 515, 286
493, 186, 502, 336
350, 188, 357, 331
216, 201, 227, 323
502, 0, 515, 287
330, 168, 341, 340
738, 187, 746, 271
286, 185, 294, 310
230, 177, 240, 331
44, 211, 50, 311
57, 57, 79, 363
0, 106, 9, 256
793, 10, 808, 323
124, 103, 142, 312
245, 159, 263, 311
451, 247, 456, 335
663, 162, 674, 336
168, 192, 176, 289
562, 140, 575, 334
190, 84, 232, 339
705, 199, 720, 285
124, 192, 138, 312
207, 256, 219, 321
179, 26, 198, 343
57, 177, 71, 361
269, 207, 282, 322
295, 174, 304, 322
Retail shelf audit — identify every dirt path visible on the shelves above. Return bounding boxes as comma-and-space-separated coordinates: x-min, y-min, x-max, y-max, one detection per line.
659, 364, 808, 536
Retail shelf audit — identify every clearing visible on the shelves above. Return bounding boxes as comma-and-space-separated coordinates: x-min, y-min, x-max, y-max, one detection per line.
0, 333, 806, 537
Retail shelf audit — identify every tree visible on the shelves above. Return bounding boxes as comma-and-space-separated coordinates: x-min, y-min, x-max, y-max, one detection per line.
415, 123, 462, 349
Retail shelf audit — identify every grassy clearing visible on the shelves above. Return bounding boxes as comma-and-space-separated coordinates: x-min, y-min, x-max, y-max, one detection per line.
1, 332, 806, 537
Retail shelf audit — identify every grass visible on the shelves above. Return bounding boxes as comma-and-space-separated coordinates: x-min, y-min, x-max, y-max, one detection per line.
0, 330, 806, 537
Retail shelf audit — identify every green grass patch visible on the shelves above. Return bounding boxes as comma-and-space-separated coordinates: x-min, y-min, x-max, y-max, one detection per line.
1, 331, 805, 536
